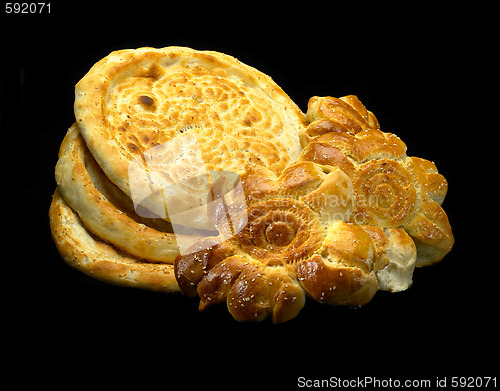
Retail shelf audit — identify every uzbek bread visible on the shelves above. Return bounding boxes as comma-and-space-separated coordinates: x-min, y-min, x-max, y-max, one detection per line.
175, 161, 417, 323
49, 190, 178, 292
300, 95, 454, 266
55, 124, 210, 263
74, 46, 307, 229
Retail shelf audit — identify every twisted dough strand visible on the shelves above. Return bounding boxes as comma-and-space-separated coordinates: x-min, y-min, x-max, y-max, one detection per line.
299, 95, 453, 266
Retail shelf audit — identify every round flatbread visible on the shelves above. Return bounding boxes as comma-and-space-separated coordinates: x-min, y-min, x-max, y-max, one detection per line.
49, 189, 179, 292
74, 46, 307, 229
55, 124, 217, 263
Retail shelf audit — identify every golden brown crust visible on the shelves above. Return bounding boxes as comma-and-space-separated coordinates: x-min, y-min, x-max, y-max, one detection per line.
74, 47, 307, 225
55, 124, 180, 263
296, 254, 378, 306
299, 95, 454, 266
301, 95, 380, 146
197, 258, 306, 323
302, 128, 407, 163
49, 44, 452, 322
49, 190, 179, 292
403, 197, 453, 266
408, 157, 448, 205
353, 158, 417, 227
55, 124, 212, 263
175, 161, 416, 323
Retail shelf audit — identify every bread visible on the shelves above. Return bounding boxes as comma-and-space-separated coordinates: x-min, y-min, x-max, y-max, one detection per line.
55, 123, 216, 263
299, 95, 454, 266
74, 46, 307, 229
303, 95, 380, 140
49, 45, 453, 323
49, 189, 179, 292
175, 161, 417, 323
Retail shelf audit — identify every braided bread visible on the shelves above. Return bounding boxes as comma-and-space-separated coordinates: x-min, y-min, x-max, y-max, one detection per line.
299, 96, 454, 266
49, 45, 453, 323
175, 161, 417, 323
305, 95, 380, 136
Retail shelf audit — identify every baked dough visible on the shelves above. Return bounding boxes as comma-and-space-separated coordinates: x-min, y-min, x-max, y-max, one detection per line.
49, 43, 453, 322
74, 46, 307, 229
175, 161, 417, 323
300, 96, 454, 266
55, 124, 215, 263
49, 190, 179, 292
303, 95, 380, 140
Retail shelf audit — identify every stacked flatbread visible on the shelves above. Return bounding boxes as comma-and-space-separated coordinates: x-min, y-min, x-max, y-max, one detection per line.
50, 46, 454, 322
50, 46, 307, 292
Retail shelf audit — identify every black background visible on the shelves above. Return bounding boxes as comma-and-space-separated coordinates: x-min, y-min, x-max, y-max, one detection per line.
1, 1, 496, 387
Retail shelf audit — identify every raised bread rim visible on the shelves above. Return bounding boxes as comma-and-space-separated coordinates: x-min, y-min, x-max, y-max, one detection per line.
55, 123, 182, 263
49, 189, 179, 292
